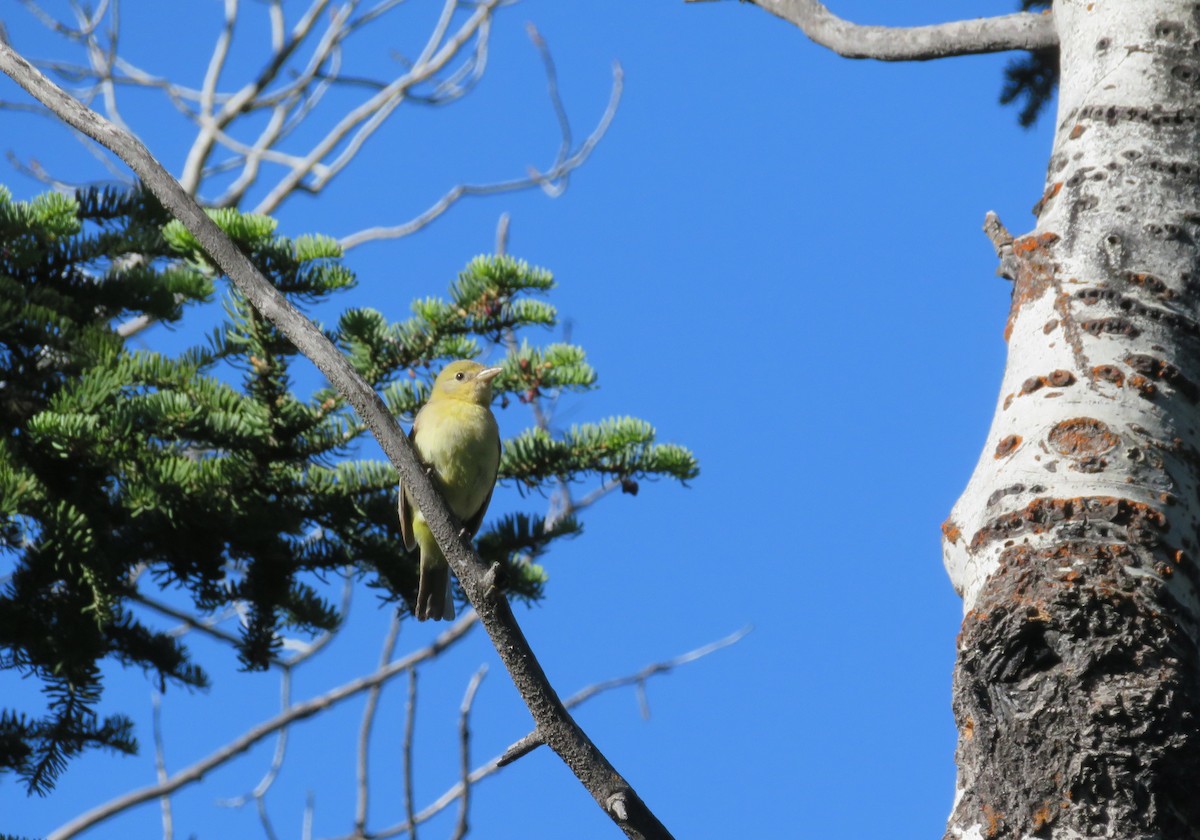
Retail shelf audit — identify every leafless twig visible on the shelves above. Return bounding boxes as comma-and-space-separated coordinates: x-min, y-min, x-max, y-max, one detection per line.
151, 693, 173, 840
498, 625, 753, 766
359, 626, 749, 840
338, 54, 623, 250
354, 612, 402, 836
685, 0, 1057, 60
453, 667, 487, 840
45, 615, 478, 839
403, 666, 419, 840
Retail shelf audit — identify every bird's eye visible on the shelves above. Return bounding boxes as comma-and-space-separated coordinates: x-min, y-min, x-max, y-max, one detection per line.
455, 372, 465, 381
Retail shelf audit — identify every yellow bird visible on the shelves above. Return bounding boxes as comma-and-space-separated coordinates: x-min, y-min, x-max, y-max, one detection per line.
399, 360, 503, 621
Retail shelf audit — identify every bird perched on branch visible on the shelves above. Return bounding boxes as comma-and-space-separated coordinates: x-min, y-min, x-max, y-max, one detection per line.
399, 360, 503, 620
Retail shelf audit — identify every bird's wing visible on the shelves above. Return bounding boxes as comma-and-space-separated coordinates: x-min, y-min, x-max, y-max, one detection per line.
461, 429, 501, 539
397, 419, 419, 552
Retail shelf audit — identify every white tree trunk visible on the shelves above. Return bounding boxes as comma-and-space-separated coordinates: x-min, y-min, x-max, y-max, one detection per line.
943, 1, 1200, 837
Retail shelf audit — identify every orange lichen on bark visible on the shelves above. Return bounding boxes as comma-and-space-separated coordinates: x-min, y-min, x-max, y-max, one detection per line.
1125, 353, 1198, 401
1047, 417, 1120, 458
995, 435, 1022, 458
1033, 181, 1063, 217
1005, 232, 1060, 342
1091, 364, 1125, 387
1031, 800, 1070, 831
983, 804, 1005, 838
1128, 374, 1157, 399
1020, 370, 1077, 395
943, 518, 962, 544
1125, 271, 1174, 300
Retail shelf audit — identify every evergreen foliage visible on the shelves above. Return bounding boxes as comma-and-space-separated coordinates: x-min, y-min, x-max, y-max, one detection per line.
0, 187, 697, 794
1001, 1, 1057, 127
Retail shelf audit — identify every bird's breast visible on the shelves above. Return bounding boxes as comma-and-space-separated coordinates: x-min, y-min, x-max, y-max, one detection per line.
412, 400, 499, 517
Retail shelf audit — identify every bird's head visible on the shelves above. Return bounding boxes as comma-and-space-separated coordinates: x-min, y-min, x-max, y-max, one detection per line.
430, 360, 503, 406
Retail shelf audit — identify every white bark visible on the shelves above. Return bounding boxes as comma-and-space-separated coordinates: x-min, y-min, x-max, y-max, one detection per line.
944, 0, 1200, 635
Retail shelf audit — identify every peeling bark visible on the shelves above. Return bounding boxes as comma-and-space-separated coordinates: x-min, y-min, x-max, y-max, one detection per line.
943, 2, 1200, 837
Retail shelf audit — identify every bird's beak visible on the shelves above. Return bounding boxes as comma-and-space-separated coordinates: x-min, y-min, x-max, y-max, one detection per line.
476, 366, 503, 382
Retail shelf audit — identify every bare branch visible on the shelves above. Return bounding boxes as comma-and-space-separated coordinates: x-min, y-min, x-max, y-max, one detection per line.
46, 616, 478, 839
255, 796, 280, 840
686, 0, 1057, 61
339, 60, 623, 250
217, 668, 294, 809
983, 210, 1018, 282
179, 0, 335, 194
151, 693, 173, 840
252, 0, 502, 215
403, 667, 419, 840
525, 23, 571, 189
362, 627, 749, 840
131, 591, 246, 651
199, 0, 238, 124
498, 625, 753, 767
302, 792, 315, 840
354, 612, 402, 836
453, 667, 487, 840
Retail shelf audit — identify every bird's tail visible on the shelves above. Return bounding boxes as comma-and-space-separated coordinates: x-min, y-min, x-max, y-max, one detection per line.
416, 555, 456, 621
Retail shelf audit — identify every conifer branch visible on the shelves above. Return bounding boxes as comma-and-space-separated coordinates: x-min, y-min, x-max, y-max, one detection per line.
0, 42, 674, 840
686, 0, 1057, 61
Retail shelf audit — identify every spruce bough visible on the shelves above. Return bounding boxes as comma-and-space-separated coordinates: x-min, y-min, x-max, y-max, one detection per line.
0, 186, 697, 794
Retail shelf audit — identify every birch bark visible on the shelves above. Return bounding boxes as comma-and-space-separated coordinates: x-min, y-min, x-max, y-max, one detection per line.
943, 1, 1200, 837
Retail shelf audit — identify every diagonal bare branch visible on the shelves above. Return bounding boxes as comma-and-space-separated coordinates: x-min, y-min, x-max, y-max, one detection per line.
45, 616, 478, 840
686, 0, 1057, 61
359, 626, 750, 840
498, 625, 753, 767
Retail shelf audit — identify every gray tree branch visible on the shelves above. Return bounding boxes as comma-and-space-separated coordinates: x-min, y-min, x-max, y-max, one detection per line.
687, 0, 1057, 61
0, 40, 672, 840
46, 616, 479, 840
347, 626, 748, 840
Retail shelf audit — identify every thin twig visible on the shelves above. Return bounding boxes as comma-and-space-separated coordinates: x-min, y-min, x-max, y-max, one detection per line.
338, 57, 623, 249
255, 795, 280, 840
46, 616, 478, 839
403, 666, 419, 840
360, 626, 749, 840
452, 667, 488, 840
497, 625, 752, 765
151, 693, 173, 840
525, 22, 571, 191
217, 667, 294, 809
354, 612, 403, 836
302, 792, 315, 840
253, 0, 502, 215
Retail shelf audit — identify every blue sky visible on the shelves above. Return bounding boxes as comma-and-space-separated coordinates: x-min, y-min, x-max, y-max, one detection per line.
2, 2, 1055, 838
